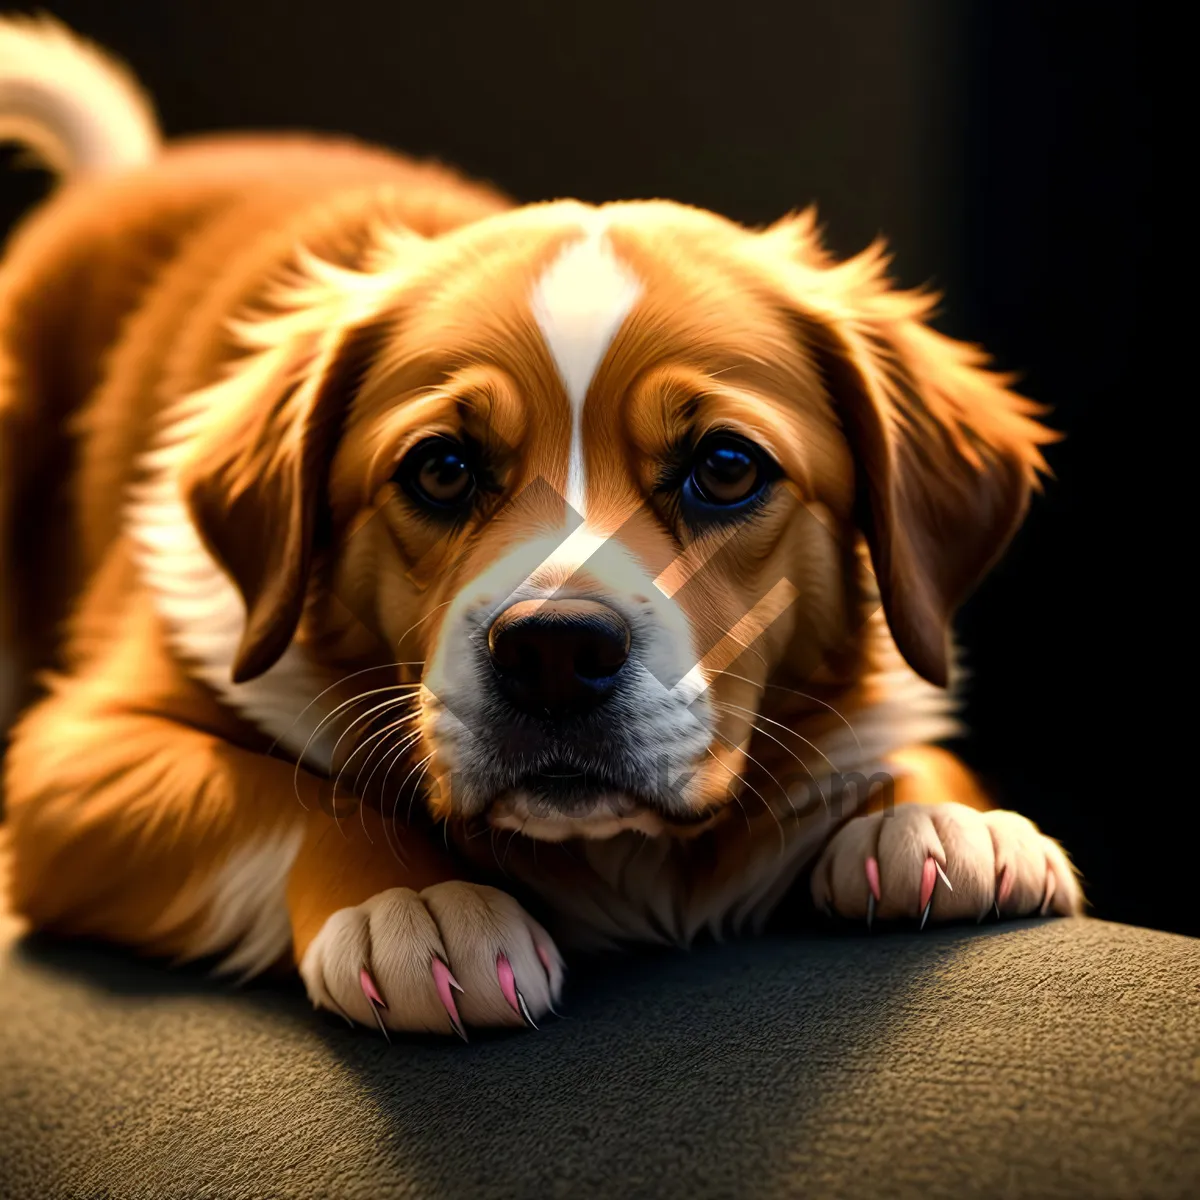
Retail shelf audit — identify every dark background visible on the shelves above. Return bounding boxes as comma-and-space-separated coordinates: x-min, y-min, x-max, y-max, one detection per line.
3, 4, 1171, 932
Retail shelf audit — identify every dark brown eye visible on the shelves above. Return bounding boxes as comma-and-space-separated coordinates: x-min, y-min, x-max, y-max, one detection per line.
396, 438, 476, 511
688, 435, 765, 506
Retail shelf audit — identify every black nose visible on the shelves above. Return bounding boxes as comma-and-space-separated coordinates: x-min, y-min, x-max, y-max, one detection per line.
488, 599, 631, 717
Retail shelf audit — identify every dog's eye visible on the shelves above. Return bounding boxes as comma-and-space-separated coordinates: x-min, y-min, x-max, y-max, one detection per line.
395, 438, 476, 511
685, 435, 770, 508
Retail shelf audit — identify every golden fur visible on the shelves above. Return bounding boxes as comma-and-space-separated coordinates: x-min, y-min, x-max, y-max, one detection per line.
0, 17, 1080, 1035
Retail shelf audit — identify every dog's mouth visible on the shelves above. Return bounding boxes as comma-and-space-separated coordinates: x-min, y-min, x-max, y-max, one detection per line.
511, 761, 637, 810
483, 759, 720, 841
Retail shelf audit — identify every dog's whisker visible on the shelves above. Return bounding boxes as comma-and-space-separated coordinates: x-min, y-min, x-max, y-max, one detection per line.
326, 696, 419, 812
495, 827, 517, 877
373, 729, 425, 802
320, 688, 419, 766
708, 670, 864, 753
354, 719, 423, 798
293, 683, 422, 773
292, 682, 418, 807
353, 724, 426, 847
704, 748, 755, 837
406, 756, 435, 829
268, 662, 426, 758
364, 720, 427, 796
381, 743, 417, 849
380, 806, 410, 869
346, 707, 423, 788
713, 706, 826, 816
342, 719, 423, 845
353, 796, 373, 846
712, 725, 796, 812
710, 732, 789, 855
713, 700, 834, 782
394, 601, 452, 655
330, 705, 413, 798
382, 742, 430, 833
385, 750, 433, 832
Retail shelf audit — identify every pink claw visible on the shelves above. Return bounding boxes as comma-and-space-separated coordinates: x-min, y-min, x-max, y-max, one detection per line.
496, 953, 520, 1014
864, 857, 882, 902
359, 966, 386, 1009
431, 957, 467, 1041
997, 863, 1015, 908
360, 967, 391, 1041
919, 856, 938, 915
497, 953, 538, 1028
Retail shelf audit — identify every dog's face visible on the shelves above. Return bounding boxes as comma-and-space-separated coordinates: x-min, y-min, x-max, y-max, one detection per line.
184, 200, 1051, 841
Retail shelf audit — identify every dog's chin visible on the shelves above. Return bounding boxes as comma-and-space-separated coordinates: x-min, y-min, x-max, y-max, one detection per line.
486, 791, 671, 841
482, 769, 722, 842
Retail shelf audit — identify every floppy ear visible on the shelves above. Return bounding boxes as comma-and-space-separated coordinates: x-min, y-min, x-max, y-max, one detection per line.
180, 315, 381, 683
176, 190, 427, 683
766, 213, 1057, 687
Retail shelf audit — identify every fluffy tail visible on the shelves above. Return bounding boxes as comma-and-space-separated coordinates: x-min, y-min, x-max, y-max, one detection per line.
0, 13, 159, 179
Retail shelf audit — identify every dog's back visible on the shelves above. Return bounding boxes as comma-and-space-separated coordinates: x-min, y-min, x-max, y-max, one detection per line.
0, 16, 508, 727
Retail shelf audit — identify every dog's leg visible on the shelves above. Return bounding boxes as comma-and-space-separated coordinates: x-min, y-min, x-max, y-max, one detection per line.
4, 675, 565, 1036
810, 746, 1083, 926
288, 810, 565, 1038
2, 678, 327, 975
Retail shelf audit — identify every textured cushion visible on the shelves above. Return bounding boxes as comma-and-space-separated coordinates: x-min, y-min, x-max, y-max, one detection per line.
1, 912, 1196, 1199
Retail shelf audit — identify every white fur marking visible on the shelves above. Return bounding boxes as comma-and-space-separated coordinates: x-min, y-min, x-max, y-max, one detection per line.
0, 14, 159, 177
148, 825, 304, 980
530, 225, 642, 516
201, 826, 305, 978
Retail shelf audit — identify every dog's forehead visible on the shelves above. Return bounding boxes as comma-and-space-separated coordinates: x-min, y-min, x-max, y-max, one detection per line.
434, 199, 764, 363
523, 215, 643, 511
529, 219, 643, 414
352, 202, 812, 510
367, 201, 817, 519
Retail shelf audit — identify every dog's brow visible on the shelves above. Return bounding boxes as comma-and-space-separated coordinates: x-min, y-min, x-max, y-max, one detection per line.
530, 226, 642, 518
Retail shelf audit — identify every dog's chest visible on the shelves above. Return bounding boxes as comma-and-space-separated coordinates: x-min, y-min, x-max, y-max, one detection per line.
457, 808, 839, 950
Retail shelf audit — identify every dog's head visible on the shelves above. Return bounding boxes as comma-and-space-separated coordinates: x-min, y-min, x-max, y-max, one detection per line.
182, 200, 1052, 840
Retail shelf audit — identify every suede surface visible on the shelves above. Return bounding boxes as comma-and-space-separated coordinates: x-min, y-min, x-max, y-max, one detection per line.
1, 914, 1196, 1199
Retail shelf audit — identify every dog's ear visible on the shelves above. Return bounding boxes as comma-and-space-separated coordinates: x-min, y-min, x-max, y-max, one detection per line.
178, 194, 426, 683
764, 212, 1057, 686
180, 312, 382, 684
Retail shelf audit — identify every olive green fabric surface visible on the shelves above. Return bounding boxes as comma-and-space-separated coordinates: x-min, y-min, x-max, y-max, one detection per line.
1, 915, 1196, 1199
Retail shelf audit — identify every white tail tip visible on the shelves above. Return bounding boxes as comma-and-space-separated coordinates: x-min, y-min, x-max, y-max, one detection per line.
0, 14, 159, 179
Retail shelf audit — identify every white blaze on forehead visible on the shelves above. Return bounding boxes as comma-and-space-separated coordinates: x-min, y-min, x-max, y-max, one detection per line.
530, 223, 642, 517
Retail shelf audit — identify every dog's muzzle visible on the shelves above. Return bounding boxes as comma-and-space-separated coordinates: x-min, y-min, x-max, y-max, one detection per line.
480, 597, 647, 821
428, 583, 713, 834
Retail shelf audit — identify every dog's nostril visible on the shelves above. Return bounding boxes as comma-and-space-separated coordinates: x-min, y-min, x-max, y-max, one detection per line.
574, 643, 622, 682
488, 599, 631, 716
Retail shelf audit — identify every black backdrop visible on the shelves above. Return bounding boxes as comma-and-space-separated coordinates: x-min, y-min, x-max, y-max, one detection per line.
3, 3, 1171, 932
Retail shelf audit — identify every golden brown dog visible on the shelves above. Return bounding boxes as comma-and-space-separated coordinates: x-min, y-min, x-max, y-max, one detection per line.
0, 17, 1080, 1037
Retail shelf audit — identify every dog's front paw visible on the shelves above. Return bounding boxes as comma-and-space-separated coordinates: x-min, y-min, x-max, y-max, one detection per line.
298, 882, 565, 1038
811, 802, 1082, 927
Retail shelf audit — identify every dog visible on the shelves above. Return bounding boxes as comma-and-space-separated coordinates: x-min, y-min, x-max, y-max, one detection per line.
0, 16, 1081, 1037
